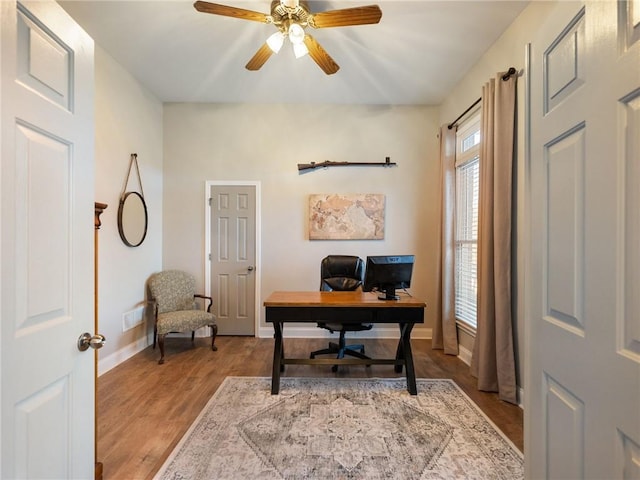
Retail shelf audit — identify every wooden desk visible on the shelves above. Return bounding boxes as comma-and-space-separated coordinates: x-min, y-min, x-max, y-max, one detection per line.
264, 291, 426, 395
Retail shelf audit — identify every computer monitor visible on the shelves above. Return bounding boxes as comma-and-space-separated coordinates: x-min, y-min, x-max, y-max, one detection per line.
363, 255, 415, 300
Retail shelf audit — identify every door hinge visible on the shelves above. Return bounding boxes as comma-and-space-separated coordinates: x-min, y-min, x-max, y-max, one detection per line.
208, 197, 212, 206
208, 253, 212, 261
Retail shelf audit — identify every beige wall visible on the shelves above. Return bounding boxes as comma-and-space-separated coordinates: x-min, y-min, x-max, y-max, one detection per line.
93, 1, 569, 379
95, 46, 163, 373
439, 1, 570, 389
162, 103, 440, 337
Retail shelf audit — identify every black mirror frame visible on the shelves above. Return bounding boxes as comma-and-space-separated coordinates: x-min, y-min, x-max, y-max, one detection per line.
117, 191, 148, 247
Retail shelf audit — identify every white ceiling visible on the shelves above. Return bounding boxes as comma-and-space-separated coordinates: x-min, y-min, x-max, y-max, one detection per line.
59, 0, 528, 105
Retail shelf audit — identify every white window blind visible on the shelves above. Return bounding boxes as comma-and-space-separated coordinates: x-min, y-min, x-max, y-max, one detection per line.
454, 113, 480, 329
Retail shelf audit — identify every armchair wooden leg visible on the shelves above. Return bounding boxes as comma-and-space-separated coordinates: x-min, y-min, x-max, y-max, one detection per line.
191, 331, 195, 344
153, 325, 157, 349
158, 334, 166, 365
211, 324, 218, 351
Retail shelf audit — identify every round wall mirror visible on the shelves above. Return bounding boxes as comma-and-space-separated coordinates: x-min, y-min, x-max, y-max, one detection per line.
117, 191, 148, 247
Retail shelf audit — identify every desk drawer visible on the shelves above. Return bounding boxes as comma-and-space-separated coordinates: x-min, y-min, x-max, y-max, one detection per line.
310, 307, 374, 323
265, 307, 314, 322
265, 307, 373, 322
374, 307, 424, 324
265, 306, 424, 324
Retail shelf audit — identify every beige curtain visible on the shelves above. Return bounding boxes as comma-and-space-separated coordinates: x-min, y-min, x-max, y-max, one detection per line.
432, 125, 459, 355
470, 72, 517, 404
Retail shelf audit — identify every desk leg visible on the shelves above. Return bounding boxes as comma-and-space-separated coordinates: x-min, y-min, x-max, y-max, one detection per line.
271, 322, 284, 395
400, 323, 417, 395
394, 328, 404, 374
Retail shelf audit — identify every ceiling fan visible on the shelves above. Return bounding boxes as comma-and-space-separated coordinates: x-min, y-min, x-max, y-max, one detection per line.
193, 0, 382, 75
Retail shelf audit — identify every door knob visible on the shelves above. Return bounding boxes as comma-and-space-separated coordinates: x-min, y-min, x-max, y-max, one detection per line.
77, 333, 106, 351
247, 266, 255, 272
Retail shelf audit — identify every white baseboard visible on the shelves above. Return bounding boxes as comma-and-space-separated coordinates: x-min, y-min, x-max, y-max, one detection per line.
456, 344, 524, 410
97, 333, 153, 376
98, 326, 434, 376
457, 344, 473, 366
96, 326, 525, 409
518, 387, 524, 409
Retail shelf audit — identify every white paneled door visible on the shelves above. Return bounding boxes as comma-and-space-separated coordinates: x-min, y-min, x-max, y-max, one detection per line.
209, 184, 257, 335
527, 1, 640, 478
1, 1, 95, 477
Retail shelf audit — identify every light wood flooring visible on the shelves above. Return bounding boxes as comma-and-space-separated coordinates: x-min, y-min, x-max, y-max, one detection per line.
97, 337, 523, 480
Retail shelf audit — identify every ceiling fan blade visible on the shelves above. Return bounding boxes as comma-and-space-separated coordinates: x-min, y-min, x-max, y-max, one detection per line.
193, 1, 270, 23
245, 43, 274, 71
309, 5, 382, 28
303, 35, 339, 75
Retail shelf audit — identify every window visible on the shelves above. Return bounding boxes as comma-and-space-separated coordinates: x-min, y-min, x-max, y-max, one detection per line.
454, 113, 480, 329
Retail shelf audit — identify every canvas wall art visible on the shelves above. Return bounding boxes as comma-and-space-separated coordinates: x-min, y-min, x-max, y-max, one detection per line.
309, 193, 385, 240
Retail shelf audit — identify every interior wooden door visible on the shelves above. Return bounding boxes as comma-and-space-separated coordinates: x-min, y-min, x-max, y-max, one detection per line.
1, 1, 96, 476
526, 1, 640, 477
209, 184, 257, 335
94, 203, 107, 479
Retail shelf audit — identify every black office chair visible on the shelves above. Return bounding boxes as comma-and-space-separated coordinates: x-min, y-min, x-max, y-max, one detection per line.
310, 255, 372, 372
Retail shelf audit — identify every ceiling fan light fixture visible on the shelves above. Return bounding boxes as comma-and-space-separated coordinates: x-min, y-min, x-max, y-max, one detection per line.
193, 0, 382, 74
266, 31, 285, 53
288, 22, 305, 45
293, 41, 308, 59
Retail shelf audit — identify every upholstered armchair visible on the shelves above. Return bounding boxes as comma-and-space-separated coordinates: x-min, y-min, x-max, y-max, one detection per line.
148, 270, 218, 364
310, 255, 372, 371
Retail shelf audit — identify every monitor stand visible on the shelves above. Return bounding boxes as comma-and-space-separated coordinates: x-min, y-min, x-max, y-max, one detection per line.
378, 286, 400, 301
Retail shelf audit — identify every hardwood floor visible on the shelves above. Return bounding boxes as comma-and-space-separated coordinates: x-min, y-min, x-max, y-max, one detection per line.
97, 337, 523, 479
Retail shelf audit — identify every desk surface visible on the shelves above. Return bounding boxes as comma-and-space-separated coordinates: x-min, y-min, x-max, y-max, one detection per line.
264, 291, 426, 308
264, 290, 425, 395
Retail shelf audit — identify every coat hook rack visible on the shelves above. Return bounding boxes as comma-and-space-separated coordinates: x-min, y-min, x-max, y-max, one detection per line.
298, 156, 396, 173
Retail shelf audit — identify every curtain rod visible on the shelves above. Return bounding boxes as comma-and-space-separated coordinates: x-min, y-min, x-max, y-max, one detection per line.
447, 67, 516, 130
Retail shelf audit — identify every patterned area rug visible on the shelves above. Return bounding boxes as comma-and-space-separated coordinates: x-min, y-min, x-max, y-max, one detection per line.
155, 377, 523, 480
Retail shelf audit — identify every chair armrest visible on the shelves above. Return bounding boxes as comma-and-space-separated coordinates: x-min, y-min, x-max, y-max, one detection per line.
149, 299, 158, 317
194, 294, 213, 312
